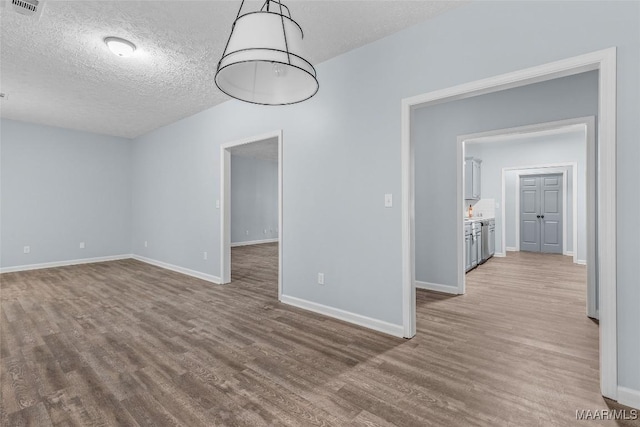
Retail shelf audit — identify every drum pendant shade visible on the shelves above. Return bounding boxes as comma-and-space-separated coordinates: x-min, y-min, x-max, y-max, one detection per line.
215, 1, 319, 105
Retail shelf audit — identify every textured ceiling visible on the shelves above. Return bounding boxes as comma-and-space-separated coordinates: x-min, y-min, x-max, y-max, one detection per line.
0, 1, 465, 138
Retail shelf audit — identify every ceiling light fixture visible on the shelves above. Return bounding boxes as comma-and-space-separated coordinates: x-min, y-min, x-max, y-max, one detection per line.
104, 37, 136, 58
215, 0, 319, 105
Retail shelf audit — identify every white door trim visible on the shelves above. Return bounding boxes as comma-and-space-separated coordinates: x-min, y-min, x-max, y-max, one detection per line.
401, 48, 616, 399
220, 130, 283, 301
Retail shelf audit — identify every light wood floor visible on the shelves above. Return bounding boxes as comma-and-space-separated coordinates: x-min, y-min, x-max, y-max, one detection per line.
1, 245, 637, 426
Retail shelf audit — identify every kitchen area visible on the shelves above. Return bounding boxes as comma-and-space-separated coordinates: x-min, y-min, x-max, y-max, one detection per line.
465, 156, 495, 272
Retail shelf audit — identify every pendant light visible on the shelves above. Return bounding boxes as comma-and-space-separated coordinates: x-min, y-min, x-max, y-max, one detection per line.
215, 0, 319, 105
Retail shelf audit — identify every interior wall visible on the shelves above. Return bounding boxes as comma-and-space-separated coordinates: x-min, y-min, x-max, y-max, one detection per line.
465, 129, 586, 260
230, 155, 278, 245
0, 119, 132, 269
129, 1, 639, 389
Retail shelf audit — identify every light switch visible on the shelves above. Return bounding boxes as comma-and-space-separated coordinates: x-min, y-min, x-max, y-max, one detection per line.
215, 200, 220, 209
384, 193, 393, 208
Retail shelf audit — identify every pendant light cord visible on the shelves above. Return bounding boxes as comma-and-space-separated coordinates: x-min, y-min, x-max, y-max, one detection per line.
278, 0, 291, 65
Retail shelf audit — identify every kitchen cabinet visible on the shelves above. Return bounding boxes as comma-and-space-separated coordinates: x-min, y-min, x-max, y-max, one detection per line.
465, 220, 485, 273
465, 224, 472, 272
465, 157, 482, 200
488, 221, 495, 256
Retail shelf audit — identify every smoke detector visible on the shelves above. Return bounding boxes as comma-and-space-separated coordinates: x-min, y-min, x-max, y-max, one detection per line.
8, 0, 46, 19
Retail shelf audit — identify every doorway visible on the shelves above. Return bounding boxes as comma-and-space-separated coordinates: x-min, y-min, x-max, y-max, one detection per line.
220, 130, 283, 300
402, 48, 617, 399
520, 173, 563, 254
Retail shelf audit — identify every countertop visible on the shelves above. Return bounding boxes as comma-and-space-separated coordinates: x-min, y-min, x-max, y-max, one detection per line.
464, 217, 495, 223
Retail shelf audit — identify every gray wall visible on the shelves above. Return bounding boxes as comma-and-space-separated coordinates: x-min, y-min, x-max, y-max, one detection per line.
466, 129, 586, 260
129, 2, 639, 390
414, 72, 597, 286
231, 155, 278, 244
0, 119, 131, 268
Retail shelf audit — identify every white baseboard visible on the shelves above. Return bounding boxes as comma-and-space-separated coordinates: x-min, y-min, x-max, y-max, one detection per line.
132, 255, 221, 284
618, 386, 640, 410
494, 252, 506, 257
0, 254, 132, 274
506, 246, 518, 252
415, 280, 460, 295
279, 294, 404, 338
576, 259, 587, 265
565, 250, 574, 256
231, 238, 278, 248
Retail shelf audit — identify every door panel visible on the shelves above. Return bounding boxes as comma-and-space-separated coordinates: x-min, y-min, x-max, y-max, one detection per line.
540, 174, 563, 254
522, 221, 539, 244
543, 190, 560, 213
543, 221, 561, 244
522, 191, 537, 213
520, 173, 563, 254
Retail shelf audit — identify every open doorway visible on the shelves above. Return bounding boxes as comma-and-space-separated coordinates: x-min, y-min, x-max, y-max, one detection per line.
460, 118, 597, 319
220, 131, 283, 300
402, 48, 617, 400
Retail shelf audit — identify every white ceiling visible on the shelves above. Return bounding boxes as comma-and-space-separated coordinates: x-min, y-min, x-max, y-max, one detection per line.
0, 1, 465, 139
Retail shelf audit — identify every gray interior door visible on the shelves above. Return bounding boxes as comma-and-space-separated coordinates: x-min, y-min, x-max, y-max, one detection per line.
520, 176, 540, 252
520, 174, 563, 254
540, 175, 563, 253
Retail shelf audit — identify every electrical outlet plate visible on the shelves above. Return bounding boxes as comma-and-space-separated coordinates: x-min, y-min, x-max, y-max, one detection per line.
318, 273, 325, 285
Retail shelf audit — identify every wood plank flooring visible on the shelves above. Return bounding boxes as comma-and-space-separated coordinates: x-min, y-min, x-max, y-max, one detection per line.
1, 245, 637, 426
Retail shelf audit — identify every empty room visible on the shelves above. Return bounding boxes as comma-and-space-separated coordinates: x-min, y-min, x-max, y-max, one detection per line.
1, 1, 639, 426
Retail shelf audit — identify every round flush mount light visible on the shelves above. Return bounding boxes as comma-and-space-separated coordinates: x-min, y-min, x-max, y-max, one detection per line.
104, 37, 136, 58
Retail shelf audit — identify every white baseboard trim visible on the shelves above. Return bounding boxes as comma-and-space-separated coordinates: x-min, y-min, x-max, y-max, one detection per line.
231, 238, 279, 248
564, 251, 574, 256
279, 294, 404, 338
617, 386, 640, 410
415, 281, 460, 295
576, 259, 587, 265
132, 255, 221, 284
506, 246, 518, 252
494, 252, 506, 257
0, 254, 132, 274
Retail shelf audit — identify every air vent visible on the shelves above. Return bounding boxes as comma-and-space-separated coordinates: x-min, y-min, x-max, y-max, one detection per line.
11, 0, 45, 19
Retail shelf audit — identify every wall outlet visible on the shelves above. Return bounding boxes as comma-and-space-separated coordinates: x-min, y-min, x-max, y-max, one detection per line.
384, 193, 393, 208
79, 242, 85, 249
23, 246, 30, 254
144, 241, 148, 248
215, 199, 220, 209
246, 230, 249, 235
318, 273, 325, 285
203, 251, 208, 260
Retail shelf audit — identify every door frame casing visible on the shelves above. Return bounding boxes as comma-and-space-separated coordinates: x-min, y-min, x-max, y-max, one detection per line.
220, 130, 284, 301
401, 48, 616, 399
